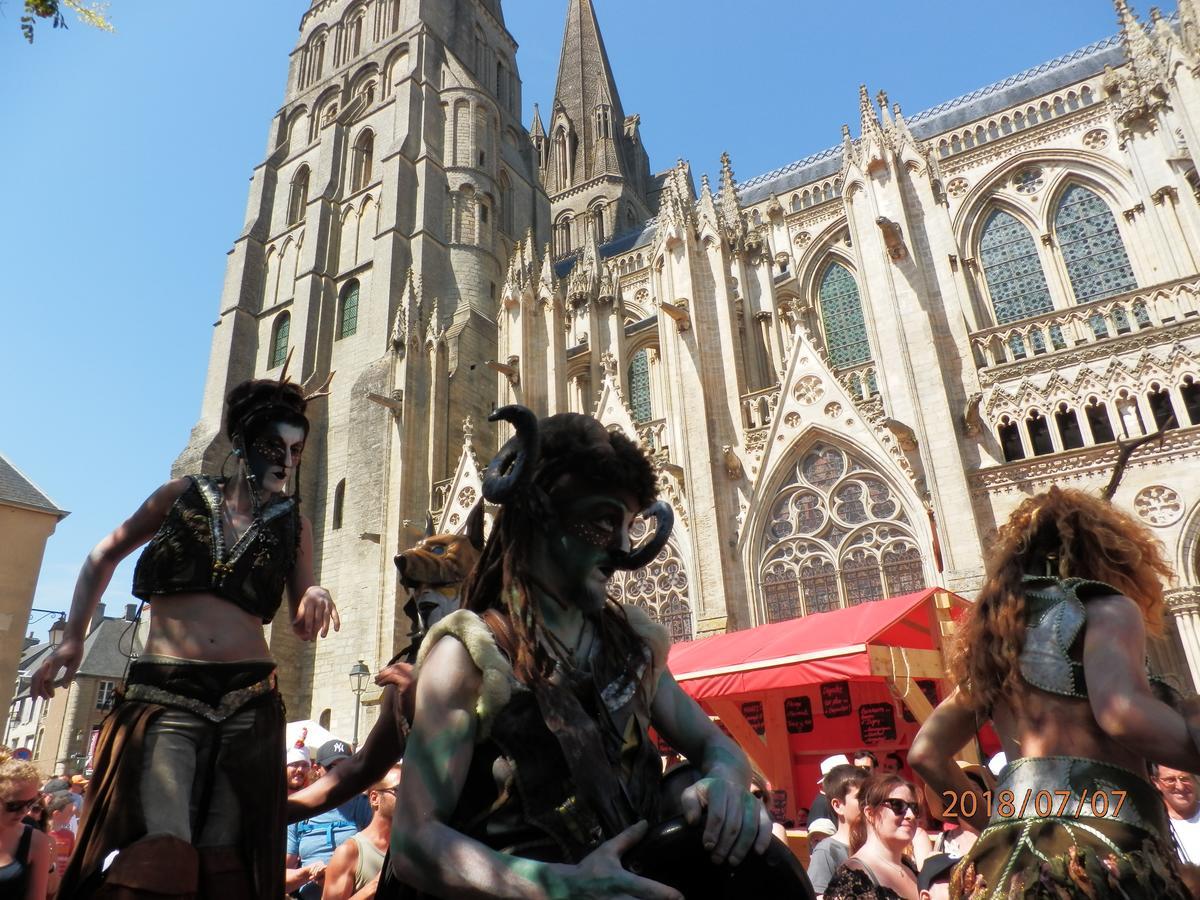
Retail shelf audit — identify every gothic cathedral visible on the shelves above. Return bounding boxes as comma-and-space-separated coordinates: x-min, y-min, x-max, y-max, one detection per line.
179, 0, 1200, 735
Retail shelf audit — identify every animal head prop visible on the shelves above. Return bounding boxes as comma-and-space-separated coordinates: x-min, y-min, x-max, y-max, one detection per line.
396, 501, 486, 643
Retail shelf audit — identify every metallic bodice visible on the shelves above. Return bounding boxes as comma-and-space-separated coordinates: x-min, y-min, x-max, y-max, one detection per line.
1018, 576, 1121, 698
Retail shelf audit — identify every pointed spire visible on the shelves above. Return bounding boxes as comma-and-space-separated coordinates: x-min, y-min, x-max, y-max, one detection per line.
1115, 0, 1160, 79
717, 152, 743, 236
876, 89, 893, 129
550, 0, 639, 190
392, 268, 421, 351
530, 102, 545, 138
539, 241, 558, 293
859, 84, 877, 135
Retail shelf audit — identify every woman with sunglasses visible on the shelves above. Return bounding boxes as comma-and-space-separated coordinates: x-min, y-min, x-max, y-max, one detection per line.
0, 747, 51, 900
824, 773, 920, 900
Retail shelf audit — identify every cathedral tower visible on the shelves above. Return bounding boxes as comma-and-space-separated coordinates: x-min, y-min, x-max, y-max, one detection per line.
176, 0, 548, 730
537, 0, 655, 256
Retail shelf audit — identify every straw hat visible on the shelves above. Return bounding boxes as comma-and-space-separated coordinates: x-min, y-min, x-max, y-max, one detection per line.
922, 760, 997, 820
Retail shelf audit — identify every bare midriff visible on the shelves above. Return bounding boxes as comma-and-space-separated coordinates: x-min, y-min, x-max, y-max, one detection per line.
992, 691, 1145, 773
143, 592, 273, 663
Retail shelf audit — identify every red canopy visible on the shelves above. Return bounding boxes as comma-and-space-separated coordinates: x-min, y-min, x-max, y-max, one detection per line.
668, 588, 967, 699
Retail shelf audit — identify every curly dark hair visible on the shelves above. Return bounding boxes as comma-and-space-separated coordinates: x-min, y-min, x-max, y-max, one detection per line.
463, 413, 658, 687
951, 486, 1172, 717
223, 379, 310, 443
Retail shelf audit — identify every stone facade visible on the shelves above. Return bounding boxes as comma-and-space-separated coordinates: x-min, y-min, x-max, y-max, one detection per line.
0, 453, 66, 725
183, 0, 1200, 729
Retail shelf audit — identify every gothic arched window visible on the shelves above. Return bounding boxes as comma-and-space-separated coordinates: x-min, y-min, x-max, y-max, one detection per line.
269, 313, 290, 370
978, 209, 1053, 324
758, 442, 925, 622
556, 214, 573, 256
288, 165, 310, 226
609, 522, 693, 642
628, 348, 652, 423
351, 130, 374, 193
337, 280, 359, 339
817, 262, 871, 369
1053, 184, 1137, 304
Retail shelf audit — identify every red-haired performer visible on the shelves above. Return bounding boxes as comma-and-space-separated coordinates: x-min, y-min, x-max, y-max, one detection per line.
911, 487, 1196, 898
32, 374, 339, 900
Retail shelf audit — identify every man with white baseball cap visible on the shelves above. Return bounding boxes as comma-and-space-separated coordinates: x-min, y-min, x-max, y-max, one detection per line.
286, 745, 312, 795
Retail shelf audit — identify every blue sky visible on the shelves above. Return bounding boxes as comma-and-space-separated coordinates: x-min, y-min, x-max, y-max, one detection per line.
1, 0, 1142, 639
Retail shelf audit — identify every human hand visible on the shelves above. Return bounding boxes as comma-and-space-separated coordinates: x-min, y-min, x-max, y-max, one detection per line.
306, 861, 326, 884
31, 639, 84, 700
293, 586, 340, 641
679, 777, 773, 866
551, 821, 683, 900
375, 660, 414, 690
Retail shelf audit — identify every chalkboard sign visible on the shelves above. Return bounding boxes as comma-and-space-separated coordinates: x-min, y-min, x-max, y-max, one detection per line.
821, 681, 852, 718
859, 702, 898, 745
901, 679, 942, 723
785, 696, 813, 734
741, 701, 766, 735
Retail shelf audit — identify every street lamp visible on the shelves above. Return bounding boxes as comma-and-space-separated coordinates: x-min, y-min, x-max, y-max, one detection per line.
348, 660, 371, 746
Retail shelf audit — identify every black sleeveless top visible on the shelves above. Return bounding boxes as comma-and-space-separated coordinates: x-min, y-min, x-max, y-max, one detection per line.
132, 475, 300, 623
0, 825, 33, 899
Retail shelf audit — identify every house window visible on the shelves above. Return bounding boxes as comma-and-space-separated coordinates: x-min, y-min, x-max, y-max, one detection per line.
337, 280, 359, 340
1053, 184, 1137, 303
96, 681, 116, 711
269, 313, 291, 369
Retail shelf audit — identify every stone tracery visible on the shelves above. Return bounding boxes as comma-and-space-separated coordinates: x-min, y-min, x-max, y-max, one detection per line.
609, 517, 693, 642
758, 442, 925, 622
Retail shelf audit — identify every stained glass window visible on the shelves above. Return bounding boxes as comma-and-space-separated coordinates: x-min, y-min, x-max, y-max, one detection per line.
269, 313, 290, 369
978, 209, 1053, 325
628, 348, 652, 423
337, 280, 359, 339
818, 263, 871, 369
758, 442, 925, 620
1054, 184, 1137, 304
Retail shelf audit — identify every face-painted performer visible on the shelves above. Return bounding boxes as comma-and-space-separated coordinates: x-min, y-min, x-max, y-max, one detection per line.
384, 406, 776, 900
910, 486, 1200, 898
31, 371, 340, 900
284, 508, 484, 827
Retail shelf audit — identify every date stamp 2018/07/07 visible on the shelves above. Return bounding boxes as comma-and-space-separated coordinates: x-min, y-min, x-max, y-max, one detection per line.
941, 789, 1127, 820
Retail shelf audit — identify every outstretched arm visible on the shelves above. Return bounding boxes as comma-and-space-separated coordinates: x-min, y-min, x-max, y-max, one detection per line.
288, 678, 412, 823
32, 478, 190, 699
1085, 594, 1200, 772
909, 688, 989, 833
390, 637, 681, 900
650, 672, 773, 867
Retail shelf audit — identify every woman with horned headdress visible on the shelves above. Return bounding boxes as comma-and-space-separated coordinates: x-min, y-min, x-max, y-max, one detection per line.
31, 370, 340, 900
383, 407, 790, 899
910, 483, 1199, 898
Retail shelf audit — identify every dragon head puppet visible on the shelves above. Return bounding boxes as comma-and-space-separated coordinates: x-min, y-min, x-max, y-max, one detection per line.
396, 501, 486, 651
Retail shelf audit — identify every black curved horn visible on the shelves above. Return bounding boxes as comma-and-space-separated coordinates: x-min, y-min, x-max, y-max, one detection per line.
614, 501, 674, 570
481, 405, 540, 504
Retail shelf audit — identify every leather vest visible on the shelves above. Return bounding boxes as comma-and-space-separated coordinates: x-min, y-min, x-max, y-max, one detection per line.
1019, 575, 1124, 698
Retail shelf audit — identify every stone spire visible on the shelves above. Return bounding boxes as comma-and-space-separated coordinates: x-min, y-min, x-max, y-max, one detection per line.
530, 102, 546, 140
543, 0, 652, 218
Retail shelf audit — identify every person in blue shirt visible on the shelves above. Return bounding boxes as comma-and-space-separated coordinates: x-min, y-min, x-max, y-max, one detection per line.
285, 740, 372, 899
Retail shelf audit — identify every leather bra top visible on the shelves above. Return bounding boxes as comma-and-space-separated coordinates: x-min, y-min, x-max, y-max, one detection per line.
1019, 575, 1123, 698
132, 475, 299, 623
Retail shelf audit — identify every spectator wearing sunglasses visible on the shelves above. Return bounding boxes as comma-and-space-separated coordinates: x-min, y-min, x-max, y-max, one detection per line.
824, 773, 921, 900
321, 765, 401, 900
0, 746, 51, 900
